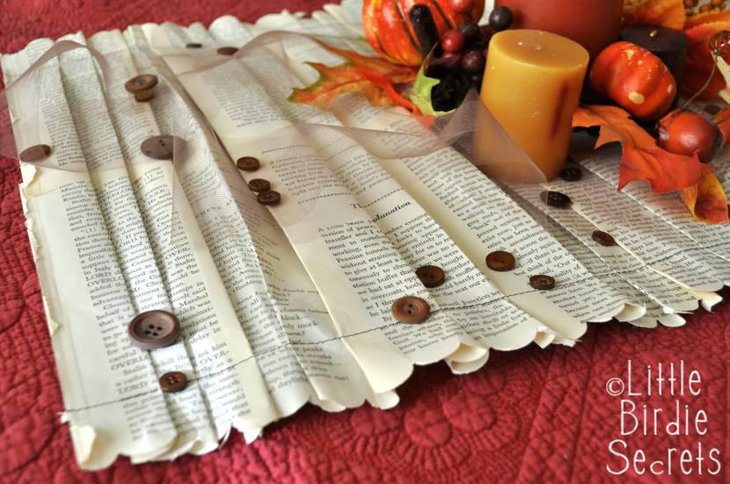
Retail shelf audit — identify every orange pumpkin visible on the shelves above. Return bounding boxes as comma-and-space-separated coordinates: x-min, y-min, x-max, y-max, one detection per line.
363, 0, 485, 66
589, 41, 677, 121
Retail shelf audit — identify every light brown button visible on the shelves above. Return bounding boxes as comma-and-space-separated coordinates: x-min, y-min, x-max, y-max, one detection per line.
19, 144, 52, 162
416, 265, 446, 288
257, 190, 281, 206
486, 250, 516, 271
124, 74, 158, 93
540, 190, 572, 208
559, 167, 582, 182
592, 230, 617, 246
141, 135, 182, 160
217, 46, 238, 56
248, 178, 271, 192
529, 275, 556, 290
159, 371, 188, 393
128, 310, 180, 350
134, 88, 155, 102
236, 156, 260, 171
391, 296, 430, 324
186, 42, 203, 49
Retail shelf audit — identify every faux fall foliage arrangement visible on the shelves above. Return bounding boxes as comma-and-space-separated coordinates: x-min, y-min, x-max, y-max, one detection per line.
289, 0, 730, 224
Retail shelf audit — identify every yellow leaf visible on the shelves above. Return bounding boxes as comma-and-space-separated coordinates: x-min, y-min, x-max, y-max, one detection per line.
680, 171, 729, 223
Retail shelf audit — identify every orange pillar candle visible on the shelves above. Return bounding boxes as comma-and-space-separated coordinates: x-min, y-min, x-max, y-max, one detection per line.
480, 29, 589, 180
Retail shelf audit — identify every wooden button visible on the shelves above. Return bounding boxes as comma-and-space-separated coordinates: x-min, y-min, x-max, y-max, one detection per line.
540, 190, 572, 208
134, 88, 155, 102
529, 275, 556, 290
236, 156, 260, 171
159, 371, 188, 393
124, 74, 158, 93
415, 265, 445, 288
248, 178, 271, 192
391, 296, 430, 324
186, 42, 203, 49
128, 310, 180, 350
486, 250, 515, 271
559, 167, 582, 181
19, 144, 52, 162
217, 46, 238, 56
592, 230, 617, 246
141, 135, 181, 160
257, 190, 281, 206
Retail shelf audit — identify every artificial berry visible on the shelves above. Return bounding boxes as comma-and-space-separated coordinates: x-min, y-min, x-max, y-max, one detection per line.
441, 29, 465, 54
448, 0, 475, 15
461, 50, 486, 74
489, 6, 514, 32
458, 21, 481, 47
657, 109, 723, 164
426, 53, 463, 78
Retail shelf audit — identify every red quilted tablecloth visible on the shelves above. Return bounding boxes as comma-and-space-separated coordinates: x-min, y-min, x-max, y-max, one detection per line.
1, 1, 730, 482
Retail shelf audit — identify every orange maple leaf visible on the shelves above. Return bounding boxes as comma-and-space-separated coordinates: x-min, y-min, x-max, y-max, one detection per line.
680, 170, 729, 223
573, 105, 709, 192
573, 105, 728, 223
289, 40, 419, 113
623, 0, 686, 30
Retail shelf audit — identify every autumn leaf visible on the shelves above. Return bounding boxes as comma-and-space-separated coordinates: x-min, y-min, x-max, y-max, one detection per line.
573, 105, 709, 192
623, 0, 686, 30
680, 171, 729, 223
289, 40, 419, 113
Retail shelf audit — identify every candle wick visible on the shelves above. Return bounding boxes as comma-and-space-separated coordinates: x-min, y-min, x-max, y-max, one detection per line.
649, 29, 659, 39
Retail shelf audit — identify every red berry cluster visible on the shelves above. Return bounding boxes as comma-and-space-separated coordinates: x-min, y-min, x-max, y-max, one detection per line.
424, 5, 514, 111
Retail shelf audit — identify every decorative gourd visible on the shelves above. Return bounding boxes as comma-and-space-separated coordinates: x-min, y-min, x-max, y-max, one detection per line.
590, 41, 677, 121
363, 0, 485, 66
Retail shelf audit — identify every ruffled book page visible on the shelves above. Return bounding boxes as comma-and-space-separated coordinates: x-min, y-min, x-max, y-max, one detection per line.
0, 0, 727, 469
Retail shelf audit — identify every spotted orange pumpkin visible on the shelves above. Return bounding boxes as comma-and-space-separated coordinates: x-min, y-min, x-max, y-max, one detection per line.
363, 0, 485, 66
589, 41, 677, 121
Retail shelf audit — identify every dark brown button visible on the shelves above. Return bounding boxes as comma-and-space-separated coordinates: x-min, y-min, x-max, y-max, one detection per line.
186, 42, 203, 48
559, 167, 582, 182
257, 190, 281, 206
391, 296, 430, 324
415, 265, 446, 288
19, 144, 52, 162
236, 156, 260, 171
128, 310, 180, 350
248, 178, 271, 192
592, 230, 617, 246
540, 190, 572, 208
134, 88, 155, 102
124, 74, 158, 93
217, 46, 238, 56
486, 250, 516, 271
529, 275, 556, 290
141, 135, 182, 160
159, 371, 188, 393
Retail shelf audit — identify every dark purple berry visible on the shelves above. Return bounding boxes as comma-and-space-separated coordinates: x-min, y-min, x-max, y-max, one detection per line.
458, 21, 481, 47
426, 53, 463, 79
461, 50, 485, 74
489, 6, 513, 32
